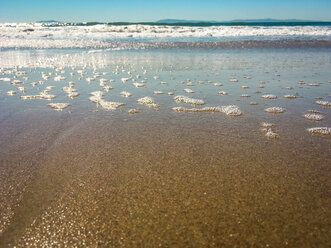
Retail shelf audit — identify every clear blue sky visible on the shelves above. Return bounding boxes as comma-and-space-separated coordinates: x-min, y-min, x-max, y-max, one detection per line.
0, 0, 330, 22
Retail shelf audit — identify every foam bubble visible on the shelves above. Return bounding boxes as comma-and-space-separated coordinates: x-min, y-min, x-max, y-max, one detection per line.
283, 95, 296, 99
133, 82, 145, 88
0, 77, 11, 82
249, 102, 258, 105
54, 76, 66, 81
120, 91, 132, 97
128, 109, 140, 114
265, 130, 279, 139
307, 110, 323, 114
306, 127, 331, 136
62, 86, 76, 93
260, 122, 274, 128
184, 88, 194, 93
303, 113, 325, 121
11, 80, 22, 85
121, 77, 132, 83
48, 103, 70, 111
220, 105, 242, 116
39, 91, 56, 100
68, 92, 79, 98
89, 96, 102, 103
20, 95, 37, 100
90, 91, 104, 97
172, 105, 242, 116
86, 77, 95, 82
137, 96, 159, 108
103, 86, 112, 91
264, 107, 286, 114
98, 100, 125, 110
173, 95, 205, 105
262, 94, 277, 99
260, 123, 279, 139
316, 100, 331, 108
6, 91, 16, 95
17, 87, 26, 93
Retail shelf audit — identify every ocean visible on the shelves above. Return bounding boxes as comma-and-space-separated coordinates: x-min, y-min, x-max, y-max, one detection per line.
0, 22, 330, 247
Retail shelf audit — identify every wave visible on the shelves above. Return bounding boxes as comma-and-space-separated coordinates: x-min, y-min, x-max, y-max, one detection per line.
0, 23, 330, 49
1, 24, 330, 38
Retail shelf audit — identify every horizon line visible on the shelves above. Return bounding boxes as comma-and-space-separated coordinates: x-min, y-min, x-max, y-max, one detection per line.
2, 19, 331, 24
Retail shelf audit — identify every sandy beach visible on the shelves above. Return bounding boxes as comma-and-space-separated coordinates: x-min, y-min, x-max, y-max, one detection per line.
0, 47, 330, 246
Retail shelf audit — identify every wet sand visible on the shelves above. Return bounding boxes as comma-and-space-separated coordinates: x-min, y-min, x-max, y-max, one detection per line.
0, 49, 330, 247
0, 105, 330, 247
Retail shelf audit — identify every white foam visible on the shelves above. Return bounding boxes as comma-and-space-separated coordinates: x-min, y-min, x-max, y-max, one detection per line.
153, 91, 164, 95
90, 91, 104, 97
265, 130, 279, 139
6, 91, 16, 95
264, 107, 286, 114
11, 80, 22, 85
68, 92, 79, 98
120, 91, 132, 97
306, 127, 331, 136
173, 95, 205, 105
303, 113, 325, 121
184, 88, 194, 93
133, 82, 145, 88
98, 100, 125, 110
283, 95, 296, 99
248, 102, 258, 105
137, 96, 159, 108
103, 85, 113, 91
17, 87, 26, 92
1, 23, 330, 49
89, 96, 102, 103
260, 122, 279, 139
128, 108, 140, 114
172, 105, 242, 116
0, 77, 11, 82
62, 86, 76, 93
54, 75, 66, 81
262, 94, 277, 99
260, 122, 274, 128
48, 103, 70, 111
316, 100, 331, 107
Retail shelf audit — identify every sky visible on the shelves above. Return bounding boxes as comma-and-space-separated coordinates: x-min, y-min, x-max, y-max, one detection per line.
0, 0, 330, 22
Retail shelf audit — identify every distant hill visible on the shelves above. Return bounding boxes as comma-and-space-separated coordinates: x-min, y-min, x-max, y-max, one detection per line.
228, 18, 314, 23
157, 18, 320, 24
157, 19, 217, 24
37, 20, 61, 23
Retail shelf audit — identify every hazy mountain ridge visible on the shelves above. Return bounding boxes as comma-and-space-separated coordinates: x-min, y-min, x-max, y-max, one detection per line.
157, 18, 325, 23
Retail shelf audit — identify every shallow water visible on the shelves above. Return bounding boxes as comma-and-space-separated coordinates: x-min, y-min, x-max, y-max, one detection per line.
0, 48, 330, 247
